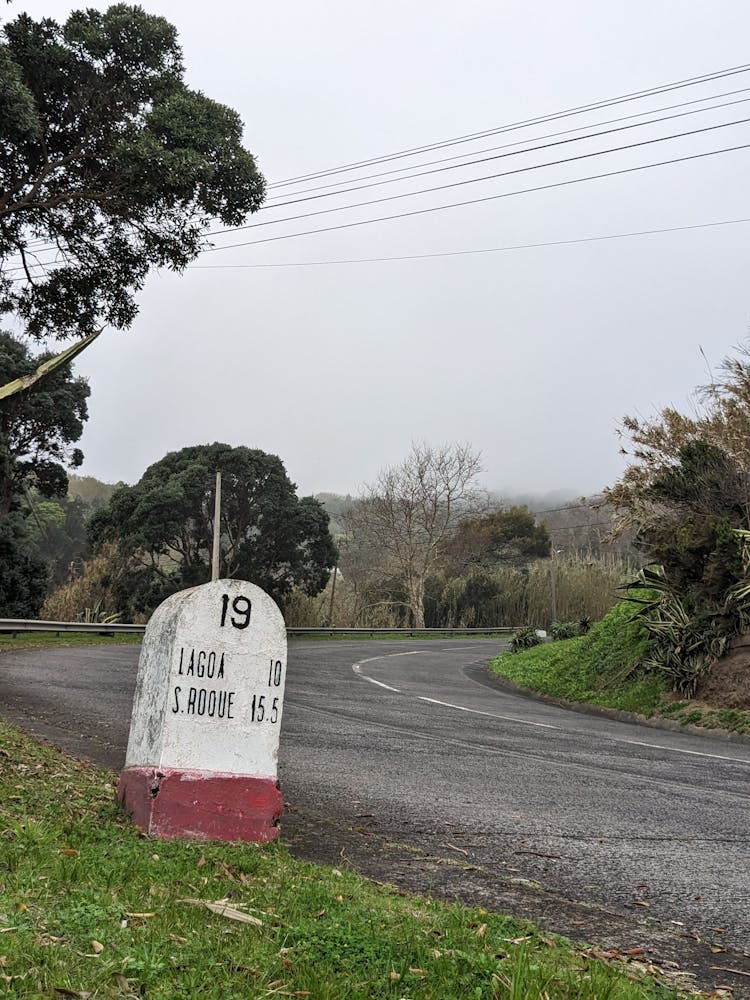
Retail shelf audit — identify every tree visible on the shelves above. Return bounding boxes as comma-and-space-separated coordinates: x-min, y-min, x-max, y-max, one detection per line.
446, 505, 550, 571
0, 4, 264, 342
608, 342, 750, 693
0, 331, 89, 516
0, 330, 89, 613
89, 443, 337, 617
0, 511, 47, 615
345, 443, 483, 628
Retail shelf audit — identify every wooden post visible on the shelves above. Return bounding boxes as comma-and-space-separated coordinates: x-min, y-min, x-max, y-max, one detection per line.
211, 470, 221, 582
327, 556, 338, 625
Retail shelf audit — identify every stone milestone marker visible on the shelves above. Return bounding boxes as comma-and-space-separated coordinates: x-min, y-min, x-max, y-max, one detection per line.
118, 579, 287, 842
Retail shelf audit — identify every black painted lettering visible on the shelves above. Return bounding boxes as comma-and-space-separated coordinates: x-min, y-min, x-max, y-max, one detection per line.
172, 686, 181, 713
207, 651, 216, 678
268, 659, 282, 686
270, 696, 279, 724
187, 650, 195, 676
178, 648, 184, 675
197, 688, 206, 714
231, 596, 251, 629
197, 650, 206, 678
217, 691, 227, 717
217, 652, 225, 679
227, 692, 235, 719
207, 690, 216, 716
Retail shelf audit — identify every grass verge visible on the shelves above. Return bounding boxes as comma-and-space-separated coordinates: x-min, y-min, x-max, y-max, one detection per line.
0, 721, 689, 999
0, 633, 142, 654
491, 604, 750, 736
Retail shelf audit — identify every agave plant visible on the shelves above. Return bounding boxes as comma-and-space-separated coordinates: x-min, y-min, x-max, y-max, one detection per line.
622, 564, 735, 696
77, 600, 122, 625
510, 626, 543, 652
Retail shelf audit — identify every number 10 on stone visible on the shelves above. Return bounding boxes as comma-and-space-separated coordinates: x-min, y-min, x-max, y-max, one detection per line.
118, 579, 287, 842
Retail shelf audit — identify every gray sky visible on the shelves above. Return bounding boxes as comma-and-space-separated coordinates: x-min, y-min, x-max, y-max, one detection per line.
11, 0, 750, 498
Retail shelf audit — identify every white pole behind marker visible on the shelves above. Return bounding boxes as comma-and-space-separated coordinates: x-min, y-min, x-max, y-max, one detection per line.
211, 470, 221, 582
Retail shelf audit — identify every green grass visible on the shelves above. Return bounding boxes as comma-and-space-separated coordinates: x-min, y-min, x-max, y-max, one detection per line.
0, 632, 142, 653
490, 602, 750, 735
491, 602, 665, 717
0, 722, 685, 999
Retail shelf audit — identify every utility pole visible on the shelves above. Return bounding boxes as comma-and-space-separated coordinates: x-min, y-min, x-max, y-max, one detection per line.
327, 555, 338, 625
211, 470, 222, 582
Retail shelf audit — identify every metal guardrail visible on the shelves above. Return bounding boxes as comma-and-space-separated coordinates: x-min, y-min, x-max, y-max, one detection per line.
0, 618, 516, 638
0, 618, 145, 634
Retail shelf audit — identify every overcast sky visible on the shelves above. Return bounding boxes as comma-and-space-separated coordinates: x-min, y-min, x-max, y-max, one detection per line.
10, 0, 750, 499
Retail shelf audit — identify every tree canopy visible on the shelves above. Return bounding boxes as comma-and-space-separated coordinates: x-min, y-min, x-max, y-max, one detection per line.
90, 443, 337, 617
344, 442, 483, 628
0, 4, 264, 341
446, 505, 550, 571
608, 343, 750, 693
0, 330, 89, 613
0, 330, 89, 515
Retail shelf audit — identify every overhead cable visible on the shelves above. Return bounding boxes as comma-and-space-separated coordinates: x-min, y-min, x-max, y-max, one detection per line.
269, 62, 750, 188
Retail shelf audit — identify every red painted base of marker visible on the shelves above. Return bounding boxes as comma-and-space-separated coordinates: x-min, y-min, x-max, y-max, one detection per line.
117, 767, 282, 842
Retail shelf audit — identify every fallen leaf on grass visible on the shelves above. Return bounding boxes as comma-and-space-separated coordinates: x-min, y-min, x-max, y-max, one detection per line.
197, 856, 206, 868
475, 923, 487, 937
90, 941, 104, 954
439, 842, 469, 856
59, 849, 80, 858
711, 967, 750, 979
539, 936, 557, 948
500, 936, 532, 944
388, 971, 401, 981
178, 899, 263, 926
409, 967, 427, 976
630, 900, 650, 907
54, 990, 91, 998
315, 909, 326, 919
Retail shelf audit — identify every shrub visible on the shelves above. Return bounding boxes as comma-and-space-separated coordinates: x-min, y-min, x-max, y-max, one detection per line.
510, 626, 543, 652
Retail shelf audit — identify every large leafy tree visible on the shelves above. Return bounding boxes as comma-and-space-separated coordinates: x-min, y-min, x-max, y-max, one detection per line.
89, 443, 337, 616
0, 330, 89, 514
0, 4, 264, 341
0, 330, 89, 612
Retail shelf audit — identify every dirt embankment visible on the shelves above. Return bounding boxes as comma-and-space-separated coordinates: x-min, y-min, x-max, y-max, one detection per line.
698, 634, 750, 709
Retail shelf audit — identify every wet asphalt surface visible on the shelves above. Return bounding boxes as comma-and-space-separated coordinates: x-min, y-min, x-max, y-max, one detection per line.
1, 638, 749, 993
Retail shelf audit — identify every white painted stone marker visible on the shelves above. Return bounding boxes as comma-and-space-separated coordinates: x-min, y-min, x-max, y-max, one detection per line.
118, 579, 287, 842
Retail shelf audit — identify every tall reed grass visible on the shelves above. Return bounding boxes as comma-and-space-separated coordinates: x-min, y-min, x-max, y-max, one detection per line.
283, 554, 634, 629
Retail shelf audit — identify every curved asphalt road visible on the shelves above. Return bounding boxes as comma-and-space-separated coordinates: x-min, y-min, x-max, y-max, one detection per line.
1, 638, 749, 987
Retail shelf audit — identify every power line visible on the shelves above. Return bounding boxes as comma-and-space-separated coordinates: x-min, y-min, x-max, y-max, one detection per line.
7, 143, 749, 283
9, 216, 749, 284
7, 73, 750, 265
264, 86, 750, 200
204, 116, 750, 240
200, 141, 750, 253
263, 95, 750, 209
543, 521, 612, 531
15, 91, 750, 268
185, 217, 750, 270
270, 62, 750, 188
